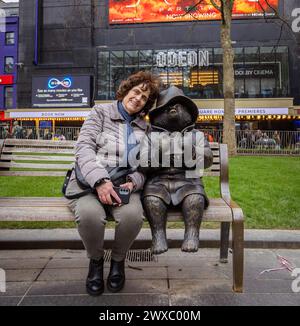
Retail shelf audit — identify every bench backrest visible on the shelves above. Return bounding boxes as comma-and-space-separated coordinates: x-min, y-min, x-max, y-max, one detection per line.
0, 139, 75, 177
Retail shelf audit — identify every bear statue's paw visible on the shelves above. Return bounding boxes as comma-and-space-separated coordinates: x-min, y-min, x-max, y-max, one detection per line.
152, 245, 168, 255
151, 233, 168, 255
181, 239, 199, 252
181, 232, 199, 252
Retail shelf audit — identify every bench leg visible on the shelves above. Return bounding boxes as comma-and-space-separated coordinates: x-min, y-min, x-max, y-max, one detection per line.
219, 222, 230, 263
232, 218, 244, 293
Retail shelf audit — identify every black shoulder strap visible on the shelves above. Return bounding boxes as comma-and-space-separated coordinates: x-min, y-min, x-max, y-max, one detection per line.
108, 166, 135, 183
62, 168, 93, 200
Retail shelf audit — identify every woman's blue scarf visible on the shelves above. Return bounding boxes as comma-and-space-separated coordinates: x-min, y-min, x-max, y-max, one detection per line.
118, 101, 137, 166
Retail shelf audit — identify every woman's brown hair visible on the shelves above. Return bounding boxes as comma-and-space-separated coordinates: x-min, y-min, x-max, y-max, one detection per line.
116, 71, 160, 115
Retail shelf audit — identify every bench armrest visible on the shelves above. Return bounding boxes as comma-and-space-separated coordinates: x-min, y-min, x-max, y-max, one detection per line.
0, 139, 5, 157
219, 143, 231, 203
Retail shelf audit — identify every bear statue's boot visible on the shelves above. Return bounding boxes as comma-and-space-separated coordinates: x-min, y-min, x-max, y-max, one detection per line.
143, 196, 168, 254
181, 194, 205, 252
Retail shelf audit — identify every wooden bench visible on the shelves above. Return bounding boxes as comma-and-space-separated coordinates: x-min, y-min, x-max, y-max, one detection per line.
0, 138, 244, 292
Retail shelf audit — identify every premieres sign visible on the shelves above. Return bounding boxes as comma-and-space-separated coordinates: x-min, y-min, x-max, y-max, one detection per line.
156, 50, 210, 68
199, 108, 289, 116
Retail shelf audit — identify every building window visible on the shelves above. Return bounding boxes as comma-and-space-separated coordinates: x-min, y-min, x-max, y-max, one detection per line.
97, 46, 290, 100
234, 46, 289, 98
4, 57, 14, 73
5, 32, 15, 45
4, 87, 13, 109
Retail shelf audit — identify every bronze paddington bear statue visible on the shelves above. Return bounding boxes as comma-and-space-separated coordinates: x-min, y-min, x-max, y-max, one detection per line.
140, 86, 213, 254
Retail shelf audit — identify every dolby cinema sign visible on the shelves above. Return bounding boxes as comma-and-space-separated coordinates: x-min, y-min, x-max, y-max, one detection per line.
156, 50, 210, 68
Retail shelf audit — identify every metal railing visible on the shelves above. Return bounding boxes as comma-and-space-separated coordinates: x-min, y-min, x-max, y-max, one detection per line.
0, 126, 299, 155
200, 129, 300, 155
0, 126, 81, 141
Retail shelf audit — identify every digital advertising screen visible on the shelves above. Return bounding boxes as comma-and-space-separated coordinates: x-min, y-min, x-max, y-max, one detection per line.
109, 0, 279, 24
32, 75, 91, 108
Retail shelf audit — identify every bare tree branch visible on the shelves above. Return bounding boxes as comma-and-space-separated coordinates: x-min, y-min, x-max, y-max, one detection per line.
182, 0, 205, 17
257, 0, 296, 46
259, 0, 294, 33
210, 0, 221, 12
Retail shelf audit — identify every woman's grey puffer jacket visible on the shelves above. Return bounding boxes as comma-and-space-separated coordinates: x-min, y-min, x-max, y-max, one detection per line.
65, 101, 147, 197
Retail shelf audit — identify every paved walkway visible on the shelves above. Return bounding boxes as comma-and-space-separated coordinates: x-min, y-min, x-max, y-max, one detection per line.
0, 248, 299, 306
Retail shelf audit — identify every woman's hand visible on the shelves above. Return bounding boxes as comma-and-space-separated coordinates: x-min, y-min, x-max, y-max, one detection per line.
95, 181, 122, 206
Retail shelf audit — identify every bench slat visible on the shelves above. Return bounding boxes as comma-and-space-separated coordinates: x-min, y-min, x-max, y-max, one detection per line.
0, 162, 71, 169
203, 171, 220, 177
1, 155, 218, 164
1, 155, 74, 161
0, 197, 227, 206
0, 197, 69, 205
2, 147, 74, 154
209, 142, 219, 149
0, 171, 67, 176
205, 164, 220, 171
0, 197, 232, 222
4, 139, 75, 147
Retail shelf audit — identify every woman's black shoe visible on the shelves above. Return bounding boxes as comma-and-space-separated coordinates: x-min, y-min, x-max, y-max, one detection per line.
107, 259, 125, 292
86, 258, 104, 296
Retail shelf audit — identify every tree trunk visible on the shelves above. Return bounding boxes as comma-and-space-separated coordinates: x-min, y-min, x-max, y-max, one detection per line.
221, 1, 236, 156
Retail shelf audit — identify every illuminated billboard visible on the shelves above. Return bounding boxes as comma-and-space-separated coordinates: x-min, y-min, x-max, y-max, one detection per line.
32, 76, 91, 108
109, 0, 279, 24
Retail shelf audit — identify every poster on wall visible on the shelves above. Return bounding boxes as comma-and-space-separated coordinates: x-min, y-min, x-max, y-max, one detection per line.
32, 75, 91, 108
109, 0, 279, 24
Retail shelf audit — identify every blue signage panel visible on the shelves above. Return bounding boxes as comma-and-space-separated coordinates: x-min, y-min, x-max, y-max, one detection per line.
32, 75, 91, 108
39, 120, 52, 128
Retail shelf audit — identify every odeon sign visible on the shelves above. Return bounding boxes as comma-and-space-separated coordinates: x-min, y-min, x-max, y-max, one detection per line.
156, 50, 210, 68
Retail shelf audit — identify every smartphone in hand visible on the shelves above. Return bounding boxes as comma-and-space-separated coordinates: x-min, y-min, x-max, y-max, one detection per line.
112, 186, 130, 205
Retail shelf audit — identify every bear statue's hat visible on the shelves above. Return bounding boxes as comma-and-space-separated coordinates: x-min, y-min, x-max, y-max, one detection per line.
149, 86, 199, 123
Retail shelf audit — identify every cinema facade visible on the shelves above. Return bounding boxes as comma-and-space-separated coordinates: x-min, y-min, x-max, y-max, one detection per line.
3, 0, 300, 131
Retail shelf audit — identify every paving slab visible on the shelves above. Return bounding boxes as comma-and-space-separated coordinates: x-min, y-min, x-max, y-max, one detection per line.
169, 279, 232, 294
167, 265, 229, 280
0, 258, 49, 269
170, 293, 300, 306
45, 258, 89, 269
37, 266, 168, 281
241, 266, 296, 280
0, 297, 22, 306
271, 248, 300, 264
19, 294, 170, 306
27, 280, 168, 296
244, 279, 297, 293
0, 249, 58, 259
0, 282, 32, 297
52, 249, 87, 259
5, 269, 42, 282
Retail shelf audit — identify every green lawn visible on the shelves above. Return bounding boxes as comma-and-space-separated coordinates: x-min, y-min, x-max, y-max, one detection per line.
0, 156, 299, 229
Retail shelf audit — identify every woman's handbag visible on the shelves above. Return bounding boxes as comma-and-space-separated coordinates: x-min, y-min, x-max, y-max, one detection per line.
62, 162, 134, 200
